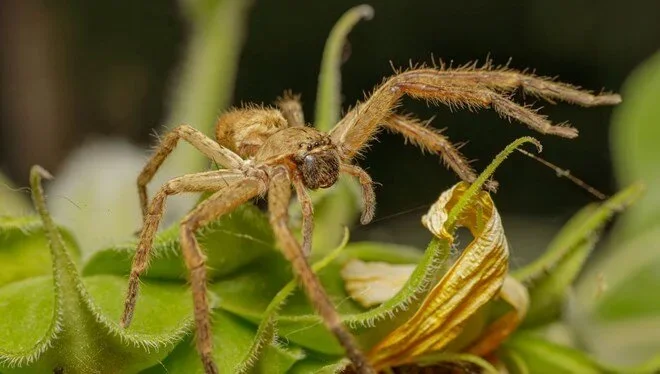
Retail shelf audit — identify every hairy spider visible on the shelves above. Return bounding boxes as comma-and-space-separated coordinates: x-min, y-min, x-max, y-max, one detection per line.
119, 61, 620, 373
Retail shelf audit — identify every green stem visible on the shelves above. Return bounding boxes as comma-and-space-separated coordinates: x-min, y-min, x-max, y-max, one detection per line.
446, 137, 542, 228
315, 5, 374, 132
166, 0, 254, 171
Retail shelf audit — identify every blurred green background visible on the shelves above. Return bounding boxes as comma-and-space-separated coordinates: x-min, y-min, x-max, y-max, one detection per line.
0, 1, 658, 257
1, 0, 657, 218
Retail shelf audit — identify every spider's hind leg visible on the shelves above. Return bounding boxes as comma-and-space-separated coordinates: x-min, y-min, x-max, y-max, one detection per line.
276, 90, 305, 126
178, 178, 264, 374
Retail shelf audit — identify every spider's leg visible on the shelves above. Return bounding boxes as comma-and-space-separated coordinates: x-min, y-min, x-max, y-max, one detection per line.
410, 68, 621, 106
179, 178, 264, 374
340, 164, 375, 224
268, 167, 375, 374
138, 125, 245, 217
330, 67, 620, 162
275, 91, 305, 126
121, 170, 247, 328
383, 113, 485, 188
292, 178, 314, 256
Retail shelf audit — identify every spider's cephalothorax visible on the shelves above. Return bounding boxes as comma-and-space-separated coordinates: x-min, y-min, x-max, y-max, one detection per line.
120, 50, 621, 374
219, 107, 342, 190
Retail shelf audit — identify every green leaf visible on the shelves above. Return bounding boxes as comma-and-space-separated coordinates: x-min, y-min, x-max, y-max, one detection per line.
211, 241, 429, 355
573, 50, 660, 366
83, 204, 275, 280
512, 184, 643, 328
501, 332, 610, 374
0, 167, 192, 372
0, 216, 79, 287
502, 332, 660, 374
0, 171, 30, 215
232, 231, 351, 372
611, 50, 660, 241
594, 251, 660, 320
288, 355, 348, 374
152, 310, 304, 373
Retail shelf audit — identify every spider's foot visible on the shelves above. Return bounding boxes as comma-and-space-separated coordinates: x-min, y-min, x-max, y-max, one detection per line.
119, 305, 134, 329
202, 353, 219, 374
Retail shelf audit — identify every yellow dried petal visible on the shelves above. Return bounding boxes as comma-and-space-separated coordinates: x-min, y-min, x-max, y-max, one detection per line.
368, 182, 509, 369
341, 259, 416, 308
466, 275, 529, 356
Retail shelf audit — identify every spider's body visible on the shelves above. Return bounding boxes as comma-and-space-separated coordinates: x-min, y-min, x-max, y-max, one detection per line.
119, 49, 620, 374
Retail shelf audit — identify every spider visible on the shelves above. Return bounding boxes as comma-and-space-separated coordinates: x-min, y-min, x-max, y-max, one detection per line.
118, 61, 620, 373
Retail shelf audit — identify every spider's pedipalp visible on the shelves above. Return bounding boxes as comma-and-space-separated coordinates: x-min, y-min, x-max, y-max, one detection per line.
136, 125, 245, 217
341, 163, 376, 224
268, 167, 375, 374
292, 177, 314, 257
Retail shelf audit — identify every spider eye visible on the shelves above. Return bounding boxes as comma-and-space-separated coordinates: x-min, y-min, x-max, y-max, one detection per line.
306, 144, 313, 151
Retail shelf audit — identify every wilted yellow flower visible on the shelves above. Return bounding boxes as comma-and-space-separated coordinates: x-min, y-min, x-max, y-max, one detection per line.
342, 182, 529, 370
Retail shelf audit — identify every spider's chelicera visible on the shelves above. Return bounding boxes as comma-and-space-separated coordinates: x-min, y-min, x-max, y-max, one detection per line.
119, 49, 620, 374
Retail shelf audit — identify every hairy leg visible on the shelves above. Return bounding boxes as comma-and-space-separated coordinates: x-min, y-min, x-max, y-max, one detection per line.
138, 125, 245, 216
409, 65, 620, 106
268, 167, 375, 374
379, 113, 499, 191
179, 178, 264, 374
121, 170, 246, 328
292, 177, 314, 257
330, 66, 621, 160
276, 90, 305, 126
340, 164, 376, 224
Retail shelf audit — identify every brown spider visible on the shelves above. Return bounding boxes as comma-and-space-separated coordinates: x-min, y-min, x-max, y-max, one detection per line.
119, 61, 620, 373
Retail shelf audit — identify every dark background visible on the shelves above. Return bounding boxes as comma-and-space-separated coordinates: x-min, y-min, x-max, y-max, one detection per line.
1, 0, 659, 249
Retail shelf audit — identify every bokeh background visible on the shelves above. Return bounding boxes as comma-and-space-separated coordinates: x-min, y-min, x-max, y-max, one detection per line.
1, 0, 659, 368
2, 1, 659, 246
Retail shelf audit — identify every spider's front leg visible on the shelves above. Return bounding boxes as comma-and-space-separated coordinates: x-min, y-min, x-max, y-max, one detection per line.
136, 125, 244, 217
120, 170, 249, 328
330, 66, 621, 186
268, 167, 376, 374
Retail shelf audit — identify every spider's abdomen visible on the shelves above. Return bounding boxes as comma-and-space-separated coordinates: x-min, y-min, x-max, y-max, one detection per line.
215, 108, 288, 158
